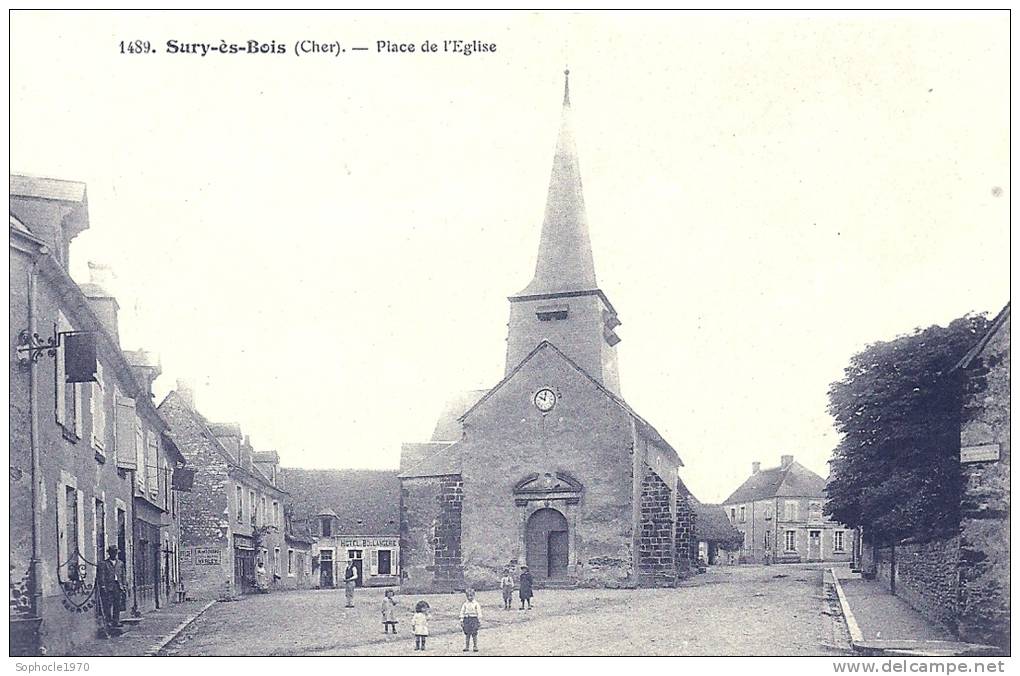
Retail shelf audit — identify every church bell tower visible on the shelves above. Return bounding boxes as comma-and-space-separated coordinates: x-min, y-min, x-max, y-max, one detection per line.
505, 70, 622, 394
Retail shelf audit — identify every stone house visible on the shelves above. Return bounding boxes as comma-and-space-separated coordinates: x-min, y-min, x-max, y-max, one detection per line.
158, 385, 287, 599
955, 303, 1009, 647
398, 72, 695, 592
10, 175, 187, 655
722, 456, 854, 564
283, 469, 401, 589
863, 303, 1010, 650
281, 520, 316, 591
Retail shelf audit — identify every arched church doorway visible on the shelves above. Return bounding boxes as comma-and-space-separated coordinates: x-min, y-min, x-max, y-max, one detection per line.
526, 508, 569, 579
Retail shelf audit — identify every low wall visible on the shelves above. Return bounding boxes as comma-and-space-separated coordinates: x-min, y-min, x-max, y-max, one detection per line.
871, 537, 960, 633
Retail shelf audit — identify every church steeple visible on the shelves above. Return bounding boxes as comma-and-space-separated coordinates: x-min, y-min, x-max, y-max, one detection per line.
505, 70, 622, 394
516, 68, 598, 297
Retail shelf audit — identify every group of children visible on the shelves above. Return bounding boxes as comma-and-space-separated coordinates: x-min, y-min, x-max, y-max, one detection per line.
378, 565, 537, 653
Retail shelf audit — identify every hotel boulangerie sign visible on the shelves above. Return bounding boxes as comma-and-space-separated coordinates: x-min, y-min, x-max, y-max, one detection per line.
961, 444, 1000, 463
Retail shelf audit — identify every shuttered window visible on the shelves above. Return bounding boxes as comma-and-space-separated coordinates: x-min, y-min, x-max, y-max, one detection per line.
91, 362, 106, 451
146, 435, 159, 497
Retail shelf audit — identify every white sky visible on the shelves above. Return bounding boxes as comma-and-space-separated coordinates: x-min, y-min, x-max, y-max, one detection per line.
10, 11, 1009, 503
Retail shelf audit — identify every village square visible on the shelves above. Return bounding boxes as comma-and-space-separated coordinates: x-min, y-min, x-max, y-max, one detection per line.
9, 12, 1009, 661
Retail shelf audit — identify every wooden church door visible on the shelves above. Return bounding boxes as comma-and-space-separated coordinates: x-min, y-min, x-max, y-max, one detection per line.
548, 531, 568, 578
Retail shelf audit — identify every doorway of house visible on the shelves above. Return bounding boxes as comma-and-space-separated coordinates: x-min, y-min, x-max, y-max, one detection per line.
319, 550, 334, 588
526, 508, 568, 580
809, 530, 822, 561
347, 550, 364, 586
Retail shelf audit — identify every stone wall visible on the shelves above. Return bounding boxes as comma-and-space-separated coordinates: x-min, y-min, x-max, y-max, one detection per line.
675, 488, 696, 576
638, 465, 675, 586
873, 538, 960, 633
436, 476, 465, 589
957, 311, 1010, 648
399, 475, 463, 592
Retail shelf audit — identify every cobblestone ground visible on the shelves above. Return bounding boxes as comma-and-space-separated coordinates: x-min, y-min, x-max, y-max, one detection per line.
162, 564, 850, 656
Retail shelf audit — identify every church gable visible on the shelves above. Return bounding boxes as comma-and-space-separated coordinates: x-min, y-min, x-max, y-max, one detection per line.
461, 341, 627, 439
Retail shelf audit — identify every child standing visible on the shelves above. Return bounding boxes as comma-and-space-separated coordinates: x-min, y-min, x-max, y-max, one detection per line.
499, 569, 515, 610
412, 600, 430, 651
381, 589, 398, 634
459, 588, 482, 652
518, 565, 534, 610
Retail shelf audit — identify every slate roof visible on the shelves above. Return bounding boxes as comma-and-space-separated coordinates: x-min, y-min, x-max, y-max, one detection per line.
283, 468, 400, 535
722, 461, 827, 505
692, 500, 743, 546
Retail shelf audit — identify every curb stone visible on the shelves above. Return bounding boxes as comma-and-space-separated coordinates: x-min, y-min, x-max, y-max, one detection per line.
148, 601, 217, 656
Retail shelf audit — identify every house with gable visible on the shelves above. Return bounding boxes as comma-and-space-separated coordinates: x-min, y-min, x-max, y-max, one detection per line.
722, 456, 854, 564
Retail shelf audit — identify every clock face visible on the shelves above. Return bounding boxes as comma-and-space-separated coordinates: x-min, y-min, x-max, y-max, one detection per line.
534, 388, 557, 412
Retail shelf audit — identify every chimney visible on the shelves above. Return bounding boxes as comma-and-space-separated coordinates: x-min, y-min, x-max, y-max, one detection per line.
752, 462, 761, 475
82, 261, 120, 342
124, 349, 161, 397
781, 455, 794, 469
177, 379, 195, 408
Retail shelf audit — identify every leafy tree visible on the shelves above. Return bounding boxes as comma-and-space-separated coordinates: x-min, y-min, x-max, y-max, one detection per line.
825, 313, 990, 542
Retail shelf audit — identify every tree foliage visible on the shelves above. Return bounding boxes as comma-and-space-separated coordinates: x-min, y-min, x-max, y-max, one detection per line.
825, 313, 990, 542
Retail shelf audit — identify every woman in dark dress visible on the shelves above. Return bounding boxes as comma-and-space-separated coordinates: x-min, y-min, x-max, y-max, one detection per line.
518, 565, 534, 610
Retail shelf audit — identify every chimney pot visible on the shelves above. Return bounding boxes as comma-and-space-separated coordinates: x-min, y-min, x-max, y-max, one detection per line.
752, 462, 761, 474
781, 455, 794, 468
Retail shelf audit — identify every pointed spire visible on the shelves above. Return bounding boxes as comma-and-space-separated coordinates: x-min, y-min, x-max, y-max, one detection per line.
517, 70, 598, 296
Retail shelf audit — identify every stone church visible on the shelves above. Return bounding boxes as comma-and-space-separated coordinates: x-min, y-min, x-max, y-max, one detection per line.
400, 72, 695, 591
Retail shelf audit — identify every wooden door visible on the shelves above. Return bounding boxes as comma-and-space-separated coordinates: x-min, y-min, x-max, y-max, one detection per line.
319, 551, 334, 588
809, 530, 822, 561
548, 531, 568, 578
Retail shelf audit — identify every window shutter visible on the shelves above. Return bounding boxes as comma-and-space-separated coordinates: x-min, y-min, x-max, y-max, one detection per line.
91, 362, 106, 450
147, 435, 159, 496
115, 396, 137, 470
135, 424, 145, 491
72, 384, 82, 436
370, 549, 378, 576
55, 321, 66, 426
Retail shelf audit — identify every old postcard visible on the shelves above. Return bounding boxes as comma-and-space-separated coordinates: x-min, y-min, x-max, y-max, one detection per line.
7, 9, 1010, 666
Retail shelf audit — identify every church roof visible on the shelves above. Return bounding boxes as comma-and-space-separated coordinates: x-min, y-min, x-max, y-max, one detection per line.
399, 441, 463, 479
283, 468, 401, 535
516, 70, 599, 297
430, 389, 488, 441
722, 461, 827, 505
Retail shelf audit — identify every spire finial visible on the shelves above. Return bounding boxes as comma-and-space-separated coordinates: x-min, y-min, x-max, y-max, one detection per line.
563, 67, 570, 106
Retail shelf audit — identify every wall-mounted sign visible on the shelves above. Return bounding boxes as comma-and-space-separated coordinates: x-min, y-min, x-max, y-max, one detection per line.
337, 538, 398, 548
961, 444, 1000, 463
181, 548, 193, 565
195, 547, 222, 565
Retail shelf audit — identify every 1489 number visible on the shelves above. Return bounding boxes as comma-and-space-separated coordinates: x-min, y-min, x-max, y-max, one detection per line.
119, 40, 152, 54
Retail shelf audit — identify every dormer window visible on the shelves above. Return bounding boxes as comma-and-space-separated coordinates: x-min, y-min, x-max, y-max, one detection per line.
321, 518, 332, 537
536, 304, 569, 321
